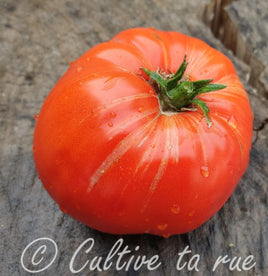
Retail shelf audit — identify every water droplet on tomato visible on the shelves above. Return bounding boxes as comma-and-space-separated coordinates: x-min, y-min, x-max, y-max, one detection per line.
108, 122, 113, 127
200, 166, 209, 177
79, 81, 83, 86
34, 113, 40, 120
188, 211, 195, 217
151, 144, 155, 148
138, 107, 143, 113
76, 67, 83, 73
157, 223, 167, 231
118, 210, 125, 217
228, 115, 237, 129
171, 204, 180, 214
110, 112, 116, 118
86, 57, 90, 62
162, 233, 171, 238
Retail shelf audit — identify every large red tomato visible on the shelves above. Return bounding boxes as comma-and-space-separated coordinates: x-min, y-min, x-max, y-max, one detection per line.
33, 28, 253, 237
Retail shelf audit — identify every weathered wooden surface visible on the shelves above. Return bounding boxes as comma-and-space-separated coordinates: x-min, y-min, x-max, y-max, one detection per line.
0, 0, 267, 275
203, 0, 268, 97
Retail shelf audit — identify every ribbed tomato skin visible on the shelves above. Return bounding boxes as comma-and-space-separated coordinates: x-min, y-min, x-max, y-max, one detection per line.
33, 28, 253, 237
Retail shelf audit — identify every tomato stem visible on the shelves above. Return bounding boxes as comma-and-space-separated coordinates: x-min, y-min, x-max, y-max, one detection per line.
141, 55, 226, 127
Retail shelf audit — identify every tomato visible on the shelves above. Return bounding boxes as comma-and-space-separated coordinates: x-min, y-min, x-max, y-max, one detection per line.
33, 28, 253, 237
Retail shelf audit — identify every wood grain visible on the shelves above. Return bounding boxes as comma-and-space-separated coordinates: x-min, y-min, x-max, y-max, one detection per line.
0, 0, 267, 275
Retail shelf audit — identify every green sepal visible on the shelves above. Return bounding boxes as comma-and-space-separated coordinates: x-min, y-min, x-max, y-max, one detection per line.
166, 55, 188, 90
141, 68, 167, 91
191, 98, 212, 128
196, 83, 226, 94
192, 79, 213, 90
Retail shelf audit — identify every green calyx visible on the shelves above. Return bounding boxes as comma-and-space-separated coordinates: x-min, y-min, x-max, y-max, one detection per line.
142, 55, 226, 127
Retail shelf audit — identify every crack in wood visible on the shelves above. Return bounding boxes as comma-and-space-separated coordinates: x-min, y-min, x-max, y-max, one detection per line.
253, 117, 268, 145
254, 118, 268, 132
